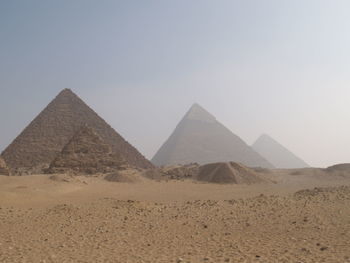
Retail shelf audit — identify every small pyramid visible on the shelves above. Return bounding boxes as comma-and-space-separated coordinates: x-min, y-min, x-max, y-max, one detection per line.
252, 134, 309, 169
47, 125, 125, 175
2, 89, 153, 174
152, 103, 273, 168
197, 162, 265, 184
0, 156, 10, 175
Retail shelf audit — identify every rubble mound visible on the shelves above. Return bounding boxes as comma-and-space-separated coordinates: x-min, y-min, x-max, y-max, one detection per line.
0, 157, 10, 175
46, 125, 125, 175
326, 163, 350, 172
104, 170, 144, 183
143, 164, 199, 181
196, 162, 266, 184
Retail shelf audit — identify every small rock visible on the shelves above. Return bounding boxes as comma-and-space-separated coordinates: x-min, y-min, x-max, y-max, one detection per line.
320, 246, 328, 251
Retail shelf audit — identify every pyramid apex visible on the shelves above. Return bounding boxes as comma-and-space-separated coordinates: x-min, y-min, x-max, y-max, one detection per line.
57, 88, 75, 96
259, 133, 272, 140
185, 103, 216, 123
191, 102, 201, 108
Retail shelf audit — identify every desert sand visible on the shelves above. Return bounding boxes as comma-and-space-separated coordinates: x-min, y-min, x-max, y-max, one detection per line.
0, 169, 349, 263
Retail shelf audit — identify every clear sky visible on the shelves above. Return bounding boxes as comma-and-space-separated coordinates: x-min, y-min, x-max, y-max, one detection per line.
1, 0, 349, 168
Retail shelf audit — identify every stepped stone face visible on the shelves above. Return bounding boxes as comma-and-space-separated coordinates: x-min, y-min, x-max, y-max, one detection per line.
47, 126, 125, 175
252, 134, 309, 169
2, 89, 153, 174
152, 103, 273, 168
0, 157, 10, 175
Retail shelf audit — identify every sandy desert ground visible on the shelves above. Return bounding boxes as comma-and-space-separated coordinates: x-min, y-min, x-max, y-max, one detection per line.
0, 169, 349, 263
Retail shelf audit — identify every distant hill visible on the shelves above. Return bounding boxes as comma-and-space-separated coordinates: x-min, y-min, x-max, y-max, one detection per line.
152, 103, 273, 168
252, 134, 309, 169
326, 163, 350, 172
1, 89, 153, 174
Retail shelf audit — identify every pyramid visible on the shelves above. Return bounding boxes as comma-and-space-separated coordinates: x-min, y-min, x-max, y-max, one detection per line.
47, 125, 125, 175
152, 103, 273, 168
252, 134, 309, 169
0, 157, 10, 175
1, 89, 153, 174
197, 162, 265, 184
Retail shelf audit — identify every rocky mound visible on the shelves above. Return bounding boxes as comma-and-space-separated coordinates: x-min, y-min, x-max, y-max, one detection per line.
104, 170, 144, 183
0, 157, 10, 175
326, 163, 350, 172
196, 162, 265, 184
2, 89, 153, 174
143, 164, 199, 181
46, 125, 125, 175
49, 174, 76, 183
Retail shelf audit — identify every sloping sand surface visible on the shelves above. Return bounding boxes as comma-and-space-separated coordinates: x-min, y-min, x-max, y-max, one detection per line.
0, 170, 349, 262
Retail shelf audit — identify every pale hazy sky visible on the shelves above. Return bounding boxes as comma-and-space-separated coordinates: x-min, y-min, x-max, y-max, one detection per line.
1, 0, 349, 168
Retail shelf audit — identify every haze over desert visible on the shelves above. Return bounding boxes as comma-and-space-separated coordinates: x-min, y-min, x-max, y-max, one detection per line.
1, 1, 350, 262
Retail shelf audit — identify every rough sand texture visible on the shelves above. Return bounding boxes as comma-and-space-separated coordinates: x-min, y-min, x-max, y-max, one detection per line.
0, 170, 349, 263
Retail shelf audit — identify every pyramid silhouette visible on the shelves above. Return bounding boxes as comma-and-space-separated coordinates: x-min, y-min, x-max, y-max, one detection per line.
0, 157, 10, 175
152, 103, 273, 168
47, 125, 125, 174
1, 89, 153, 173
252, 134, 309, 169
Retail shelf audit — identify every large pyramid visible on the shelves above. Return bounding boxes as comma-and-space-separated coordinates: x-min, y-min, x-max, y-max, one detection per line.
252, 134, 309, 169
152, 103, 273, 168
1, 89, 153, 174
47, 125, 125, 175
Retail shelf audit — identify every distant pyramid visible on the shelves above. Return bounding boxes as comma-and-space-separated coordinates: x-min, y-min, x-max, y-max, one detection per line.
152, 103, 273, 168
0, 157, 10, 175
252, 134, 309, 169
47, 125, 125, 175
1, 89, 153, 174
